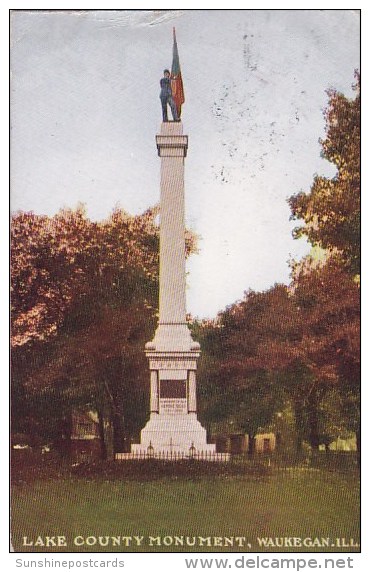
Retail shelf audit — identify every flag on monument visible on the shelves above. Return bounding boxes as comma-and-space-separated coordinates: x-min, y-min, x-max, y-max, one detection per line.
171, 28, 185, 118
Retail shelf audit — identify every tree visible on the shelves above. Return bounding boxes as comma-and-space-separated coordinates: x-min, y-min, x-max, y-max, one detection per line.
289, 71, 360, 275
315, 388, 355, 451
11, 207, 157, 457
287, 72, 360, 459
195, 259, 360, 456
193, 289, 289, 452
213, 286, 316, 454
11, 204, 198, 458
10, 205, 160, 348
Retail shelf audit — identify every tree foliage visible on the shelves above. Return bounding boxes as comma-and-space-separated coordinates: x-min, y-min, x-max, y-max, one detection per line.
289, 71, 360, 275
11, 206, 161, 454
11, 205, 199, 455
11, 205, 161, 348
196, 254, 360, 453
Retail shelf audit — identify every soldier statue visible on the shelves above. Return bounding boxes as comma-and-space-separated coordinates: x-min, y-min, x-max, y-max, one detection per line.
160, 69, 178, 122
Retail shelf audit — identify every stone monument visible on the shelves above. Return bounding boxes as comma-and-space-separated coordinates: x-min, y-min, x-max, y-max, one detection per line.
117, 32, 223, 460
130, 121, 216, 457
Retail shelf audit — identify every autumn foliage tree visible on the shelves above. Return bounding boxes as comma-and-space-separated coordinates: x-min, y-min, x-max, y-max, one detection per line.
11, 205, 197, 458
289, 71, 360, 275
290, 257, 360, 452
193, 288, 291, 453
288, 71, 360, 457
11, 205, 160, 347
195, 258, 359, 456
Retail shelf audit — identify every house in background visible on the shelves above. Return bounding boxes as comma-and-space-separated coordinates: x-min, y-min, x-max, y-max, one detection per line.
255, 432, 276, 453
70, 410, 101, 461
215, 432, 276, 454
320, 435, 357, 452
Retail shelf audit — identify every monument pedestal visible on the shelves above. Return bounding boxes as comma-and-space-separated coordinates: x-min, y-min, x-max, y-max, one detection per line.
131, 348, 216, 456
131, 415, 215, 455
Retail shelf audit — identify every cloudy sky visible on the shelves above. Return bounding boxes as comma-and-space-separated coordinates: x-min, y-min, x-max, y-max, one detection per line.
10, 9, 360, 318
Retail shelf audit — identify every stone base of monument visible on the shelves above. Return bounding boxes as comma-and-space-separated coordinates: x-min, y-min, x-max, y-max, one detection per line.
132, 413, 216, 454
115, 413, 230, 461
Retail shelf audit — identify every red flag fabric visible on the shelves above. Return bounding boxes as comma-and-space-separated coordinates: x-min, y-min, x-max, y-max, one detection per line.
171, 28, 185, 118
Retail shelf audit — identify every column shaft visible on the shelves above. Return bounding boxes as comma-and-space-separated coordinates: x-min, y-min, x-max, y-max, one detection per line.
157, 123, 188, 324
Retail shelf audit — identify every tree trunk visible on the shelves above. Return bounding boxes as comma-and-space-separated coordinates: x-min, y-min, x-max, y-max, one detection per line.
57, 414, 72, 459
275, 431, 282, 453
294, 400, 305, 457
104, 416, 114, 461
356, 428, 361, 468
97, 408, 108, 461
98, 408, 115, 461
307, 393, 320, 450
113, 413, 125, 454
248, 434, 255, 456
308, 421, 320, 449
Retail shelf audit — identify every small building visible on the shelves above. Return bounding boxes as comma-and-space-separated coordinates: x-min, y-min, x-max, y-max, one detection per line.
70, 410, 102, 461
215, 432, 276, 454
255, 432, 276, 453
318, 435, 357, 452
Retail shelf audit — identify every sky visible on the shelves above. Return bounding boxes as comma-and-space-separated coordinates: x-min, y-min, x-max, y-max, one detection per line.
10, 9, 360, 318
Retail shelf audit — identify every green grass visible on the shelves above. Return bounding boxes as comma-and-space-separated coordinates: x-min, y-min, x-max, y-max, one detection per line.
11, 468, 360, 553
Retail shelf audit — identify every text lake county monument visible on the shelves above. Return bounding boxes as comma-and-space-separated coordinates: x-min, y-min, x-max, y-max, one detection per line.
117, 30, 218, 459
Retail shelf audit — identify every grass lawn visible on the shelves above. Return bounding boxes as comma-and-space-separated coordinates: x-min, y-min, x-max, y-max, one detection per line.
11, 462, 360, 553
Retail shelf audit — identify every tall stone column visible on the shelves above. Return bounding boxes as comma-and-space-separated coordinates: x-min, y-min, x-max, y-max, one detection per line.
150, 122, 194, 352
157, 122, 187, 324
130, 121, 216, 457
